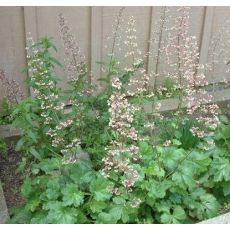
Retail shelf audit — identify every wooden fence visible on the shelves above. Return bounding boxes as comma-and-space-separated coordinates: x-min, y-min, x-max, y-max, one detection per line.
0, 6, 230, 103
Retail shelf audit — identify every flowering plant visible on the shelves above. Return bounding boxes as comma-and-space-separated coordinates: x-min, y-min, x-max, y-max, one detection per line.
8, 8, 230, 224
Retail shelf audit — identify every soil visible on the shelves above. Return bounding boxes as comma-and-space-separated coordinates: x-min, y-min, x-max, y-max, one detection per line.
0, 146, 24, 209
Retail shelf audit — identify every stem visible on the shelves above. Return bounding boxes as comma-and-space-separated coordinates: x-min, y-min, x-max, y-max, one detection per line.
109, 7, 125, 73
47, 147, 61, 158
165, 149, 193, 179
155, 148, 163, 182
153, 6, 167, 93
177, 10, 186, 111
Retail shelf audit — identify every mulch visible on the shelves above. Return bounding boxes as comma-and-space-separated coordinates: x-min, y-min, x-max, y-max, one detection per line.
0, 146, 24, 209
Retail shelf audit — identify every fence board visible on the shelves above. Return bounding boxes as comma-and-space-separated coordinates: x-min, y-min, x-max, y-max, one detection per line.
0, 6, 28, 105
91, 6, 103, 87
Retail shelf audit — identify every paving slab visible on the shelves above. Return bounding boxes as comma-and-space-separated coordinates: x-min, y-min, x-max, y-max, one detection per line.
0, 182, 9, 224
198, 212, 230, 224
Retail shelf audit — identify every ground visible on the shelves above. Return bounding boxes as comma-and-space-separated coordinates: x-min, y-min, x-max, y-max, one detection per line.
0, 146, 24, 209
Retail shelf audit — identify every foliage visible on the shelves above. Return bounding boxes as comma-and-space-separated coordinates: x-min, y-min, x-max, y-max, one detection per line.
7, 37, 228, 224
0, 98, 14, 125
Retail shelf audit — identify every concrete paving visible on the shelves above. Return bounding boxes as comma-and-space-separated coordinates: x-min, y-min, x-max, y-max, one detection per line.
199, 212, 230, 224
0, 182, 8, 224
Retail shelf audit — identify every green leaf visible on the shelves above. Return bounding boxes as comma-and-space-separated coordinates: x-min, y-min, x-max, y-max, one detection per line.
32, 158, 61, 174
185, 190, 220, 220
188, 151, 211, 172
89, 200, 107, 213
160, 213, 173, 224
30, 211, 48, 224
47, 207, 78, 224
172, 171, 195, 189
25, 197, 40, 212
223, 182, 230, 196
8, 206, 32, 224
199, 194, 220, 219
15, 139, 25, 151
172, 139, 182, 146
139, 141, 152, 156
173, 206, 186, 220
61, 184, 84, 207
29, 147, 42, 161
43, 196, 87, 223
220, 125, 230, 139
68, 161, 94, 185
109, 206, 123, 221
28, 130, 38, 142
161, 147, 185, 170
46, 177, 61, 190
90, 176, 113, 201
160, 206, 186, 224
75, 210, 88, 224
97, 212, 117, 224
110, 205, 133, 223
42, 201, 61, 211
147, 180, 171, 199
96, 204, 134, 224
170, 150, 210, 189
44, 188, 60, 200
178, 119, 199, 149
21, 178, 32, 197
25, 113, 34, 125
113, 197, 126, 205
219, 115, 229, 124
145, 163, 165, 178
155, 200, 172, 214
212, 157, 230, 182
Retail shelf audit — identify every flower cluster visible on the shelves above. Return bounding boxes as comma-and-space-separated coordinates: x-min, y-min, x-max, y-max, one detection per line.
206, 21, 230, 83
149, 7, 171, 92
58, 13, 88, 83
57, 14, 94, 164
102, 77, 140, 190
106, 10, 151, 97
123, 16, 151, 96
108, 78, 139, 140
46, 118, 73, 147
0, 69, 24, 104
129, 197, 142, 208
105, 7, 125, 57
163, 140, 171, 147
123, 16, 142, 63
26, 35, 61, 125
102, 144, 140, 190
156, 85, 173, 98
126, 68, 150, 97
26, 35, 84, 166
153, 7, 220, 137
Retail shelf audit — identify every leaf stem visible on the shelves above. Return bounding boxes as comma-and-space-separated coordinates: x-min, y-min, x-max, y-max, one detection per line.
165, 149, 193, 179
